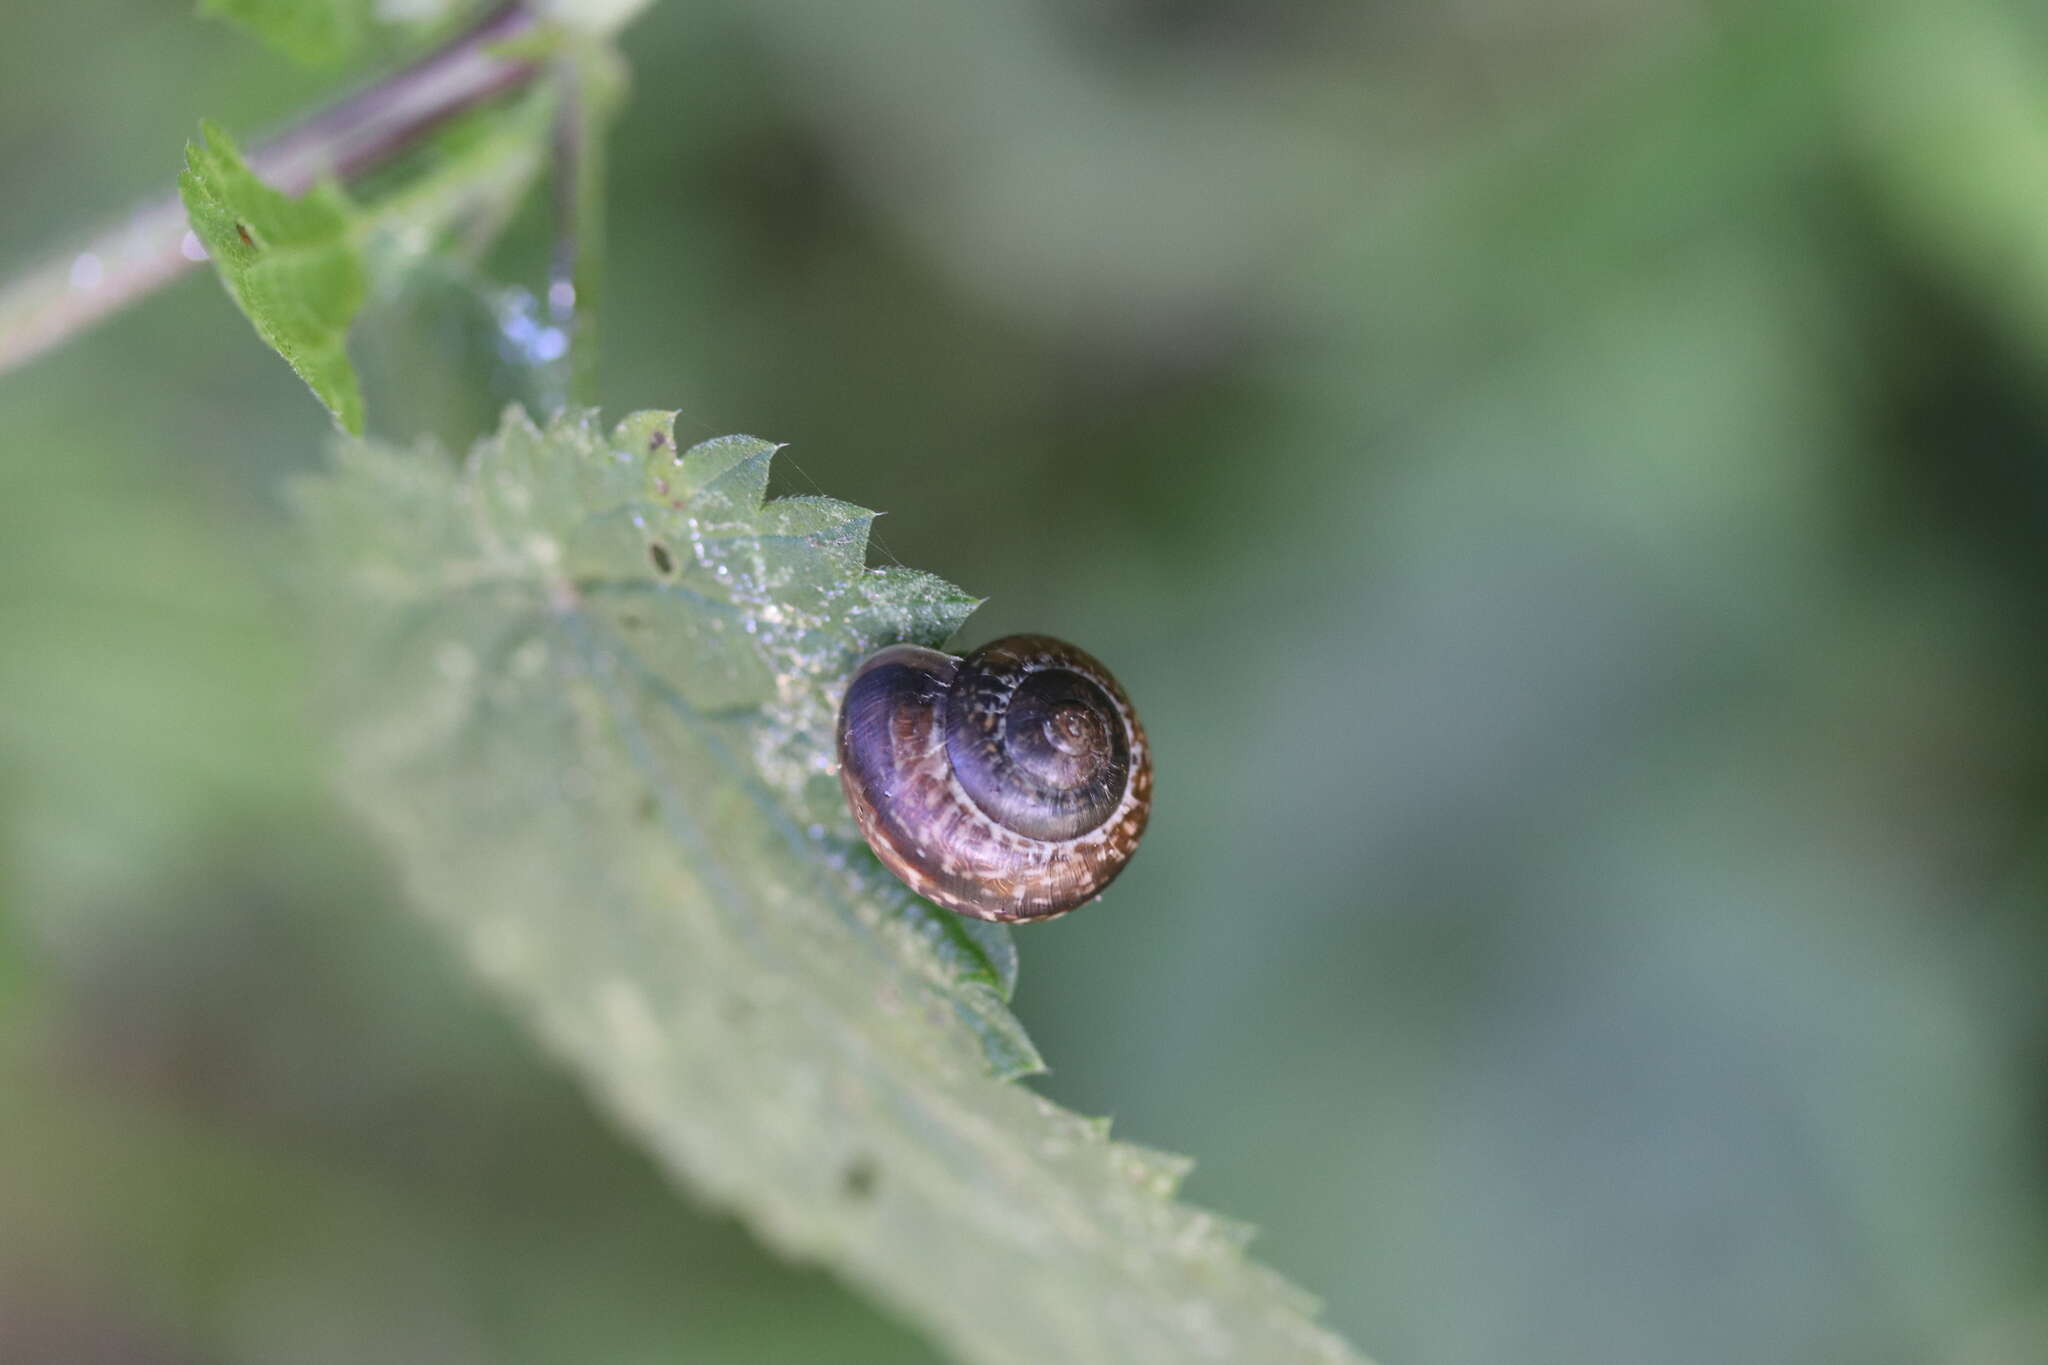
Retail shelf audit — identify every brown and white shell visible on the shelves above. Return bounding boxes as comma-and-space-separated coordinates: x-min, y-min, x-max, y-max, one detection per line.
836, 635, 1152, 922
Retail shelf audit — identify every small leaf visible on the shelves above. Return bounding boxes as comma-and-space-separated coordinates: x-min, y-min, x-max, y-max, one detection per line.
197, 0, 372, 67
180, 122, 367, 433
297, 408, 1368, 1365
538, 0, 658, 38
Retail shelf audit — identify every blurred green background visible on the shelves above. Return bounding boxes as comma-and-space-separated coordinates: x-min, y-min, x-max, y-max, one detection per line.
6, 1, 2048, 1361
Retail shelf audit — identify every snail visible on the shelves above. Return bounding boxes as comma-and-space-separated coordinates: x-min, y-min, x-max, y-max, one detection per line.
836, 635, 1152, 922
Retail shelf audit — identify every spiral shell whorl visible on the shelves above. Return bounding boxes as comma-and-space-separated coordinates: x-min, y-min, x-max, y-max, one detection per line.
836, 635, 1151, 922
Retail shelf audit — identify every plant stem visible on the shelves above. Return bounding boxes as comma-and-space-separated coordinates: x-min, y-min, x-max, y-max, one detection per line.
549, 55, 587, 404
548, 43, 613, 408
0, 2, 543, 378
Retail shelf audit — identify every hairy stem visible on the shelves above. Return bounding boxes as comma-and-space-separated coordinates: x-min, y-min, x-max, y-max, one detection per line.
0, 2, 542, 377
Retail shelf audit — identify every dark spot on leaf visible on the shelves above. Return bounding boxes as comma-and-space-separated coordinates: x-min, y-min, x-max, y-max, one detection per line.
650, 428, 670, 452
620, 612, 644, 630
842, 1156, 879, 1200
649, 542, 675, 575
235, 223, 255, 248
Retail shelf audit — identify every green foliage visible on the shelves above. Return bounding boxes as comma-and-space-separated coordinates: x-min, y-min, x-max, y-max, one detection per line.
180, 122, 367, 433
541, 0, 659, 38
197, 0, 372, 67
296, 407, 1365, 1365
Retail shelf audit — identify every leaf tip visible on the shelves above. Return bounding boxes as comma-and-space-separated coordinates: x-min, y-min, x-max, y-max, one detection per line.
1110, 1141, 1197, 1199
178, 118, 367, 432
495, 402, 545, 442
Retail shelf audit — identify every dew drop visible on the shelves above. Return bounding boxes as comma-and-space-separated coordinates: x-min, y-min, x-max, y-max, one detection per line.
530, 327, 569, 363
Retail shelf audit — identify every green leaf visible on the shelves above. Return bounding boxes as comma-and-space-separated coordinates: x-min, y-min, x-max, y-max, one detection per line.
180, 122, 367, 433
197, 0, 372, 67
538, 0, 659, 38
297, 407, 1367, 1365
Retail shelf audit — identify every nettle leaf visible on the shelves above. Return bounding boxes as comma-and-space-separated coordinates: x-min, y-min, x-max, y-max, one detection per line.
298, 407, 1366, 1365
181, 123, 367, 433
195, 0, 419, 66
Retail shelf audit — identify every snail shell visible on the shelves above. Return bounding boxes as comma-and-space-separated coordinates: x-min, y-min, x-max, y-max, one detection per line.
836, 634, 1152, 922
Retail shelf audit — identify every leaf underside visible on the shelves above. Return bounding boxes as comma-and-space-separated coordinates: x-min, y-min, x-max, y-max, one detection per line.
181, 122, 367, 433
297, 407, 1365, 1365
